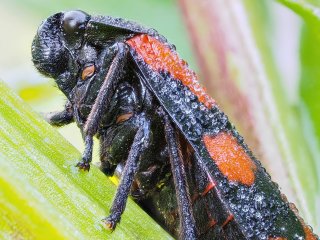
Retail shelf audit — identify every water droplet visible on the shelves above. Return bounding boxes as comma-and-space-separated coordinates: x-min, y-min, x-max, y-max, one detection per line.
243, 205, 249, 213
171, 81, 177, 88
185, 108, 191, 114
191, 102, 198, 109
294, 234, 303, 240
255, 212, 262, 219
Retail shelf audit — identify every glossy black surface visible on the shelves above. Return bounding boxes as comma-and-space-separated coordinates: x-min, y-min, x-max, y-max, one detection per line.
32, 11, 316, 240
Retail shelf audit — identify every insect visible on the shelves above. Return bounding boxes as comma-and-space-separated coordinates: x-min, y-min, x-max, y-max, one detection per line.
31, 10, 318, 240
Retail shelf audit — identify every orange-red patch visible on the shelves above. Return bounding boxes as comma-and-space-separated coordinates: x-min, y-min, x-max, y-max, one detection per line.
303, 225, 318, 240
201, 181, 215, 196
289, 199, 318, 239
203, 132, 256, 186
126, 34, 215, 109
221, 214, 234, 228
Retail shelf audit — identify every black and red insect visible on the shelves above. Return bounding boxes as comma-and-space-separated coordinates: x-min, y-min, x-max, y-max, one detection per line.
31, 10, 318, 240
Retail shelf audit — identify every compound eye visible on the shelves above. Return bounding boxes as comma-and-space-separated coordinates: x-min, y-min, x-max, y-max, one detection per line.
62, 11, 89, 49
62, 10, 88, 35
81, 64, 95, 80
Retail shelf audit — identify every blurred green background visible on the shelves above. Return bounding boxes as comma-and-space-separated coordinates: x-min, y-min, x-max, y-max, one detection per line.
0, 0, 319, 236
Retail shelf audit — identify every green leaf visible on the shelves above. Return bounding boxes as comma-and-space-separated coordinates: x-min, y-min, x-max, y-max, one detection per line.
277, 0, 320, 232
0, 81, 172, 240
277, 0, 320, 26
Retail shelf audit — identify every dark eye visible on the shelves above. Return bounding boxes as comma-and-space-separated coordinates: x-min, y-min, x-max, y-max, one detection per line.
62, 10, 88, 35
61, 10, 89, 48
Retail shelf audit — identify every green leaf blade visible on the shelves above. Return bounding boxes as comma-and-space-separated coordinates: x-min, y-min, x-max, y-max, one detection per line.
0, 81, 172, 240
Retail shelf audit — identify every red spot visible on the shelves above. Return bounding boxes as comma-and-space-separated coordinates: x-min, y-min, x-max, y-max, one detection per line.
126, 34, 215, 109
288, 200, 318, 239
208, 219, 217, 228
221, 214, 234, 228
303, 225, 318, 240
201, 181, 215, 196
203, 132, 256, 186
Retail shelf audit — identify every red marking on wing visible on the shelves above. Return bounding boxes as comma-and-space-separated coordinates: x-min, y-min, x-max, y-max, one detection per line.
303, 225, 318, 240
203, 132, 256, 186
221, 214, 234, 228
208, 219, 217, 228
126, 34, 215, 108
288, 200, 318, 239
201, 181, 215, 196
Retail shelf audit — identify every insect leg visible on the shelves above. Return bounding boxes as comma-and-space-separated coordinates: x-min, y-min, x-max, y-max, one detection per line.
100, 121, 138, 176
102, 118, 150, 230
164, 114, 197, 240
44, 101, 74, 127
76, 43, 129, 171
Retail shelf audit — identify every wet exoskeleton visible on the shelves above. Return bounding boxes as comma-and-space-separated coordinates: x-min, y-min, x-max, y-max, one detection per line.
32, 10, 318, 240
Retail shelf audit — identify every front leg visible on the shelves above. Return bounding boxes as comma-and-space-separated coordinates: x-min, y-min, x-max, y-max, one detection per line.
76, 43, 129, 171
76, 136, 93, 170
44, 101, 74, 127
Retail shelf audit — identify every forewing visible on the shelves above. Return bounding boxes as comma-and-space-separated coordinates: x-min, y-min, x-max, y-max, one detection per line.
126, 34, 315, 239
85, 16, 151, 46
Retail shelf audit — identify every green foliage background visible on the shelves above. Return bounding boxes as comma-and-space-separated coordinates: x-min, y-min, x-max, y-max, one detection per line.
0, 0, 319, 238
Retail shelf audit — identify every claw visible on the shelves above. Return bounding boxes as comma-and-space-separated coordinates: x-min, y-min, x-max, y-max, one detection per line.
101, 217, 117, 231
76, 161, 91, 171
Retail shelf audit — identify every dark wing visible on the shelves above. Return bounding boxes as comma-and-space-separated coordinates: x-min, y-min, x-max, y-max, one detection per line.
84, 15, 156, 46
126, 34, 314, 240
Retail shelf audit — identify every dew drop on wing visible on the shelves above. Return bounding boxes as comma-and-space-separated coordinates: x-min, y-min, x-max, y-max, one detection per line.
249, 207, 255, 215
189, 93, 196, 101
150, 71, 159, 81
258, 232, 268, 240
185, 89, 191, 96
153, 76, 159, 83
184, 107, 191, 114
255, 212, 262, 220
242, 205, 249, 213
247, 231, 254, 238
195, 111, 203, 120
194, 123, 202, 136
171, 81, 177, 88
208, 113, 215, 119
229, 203, 236, 211
294, 233, 304, 240
192, 102, 199, 110
172, 105, 180, 113
173, 97, 182, 105
254, 193, 265, 210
